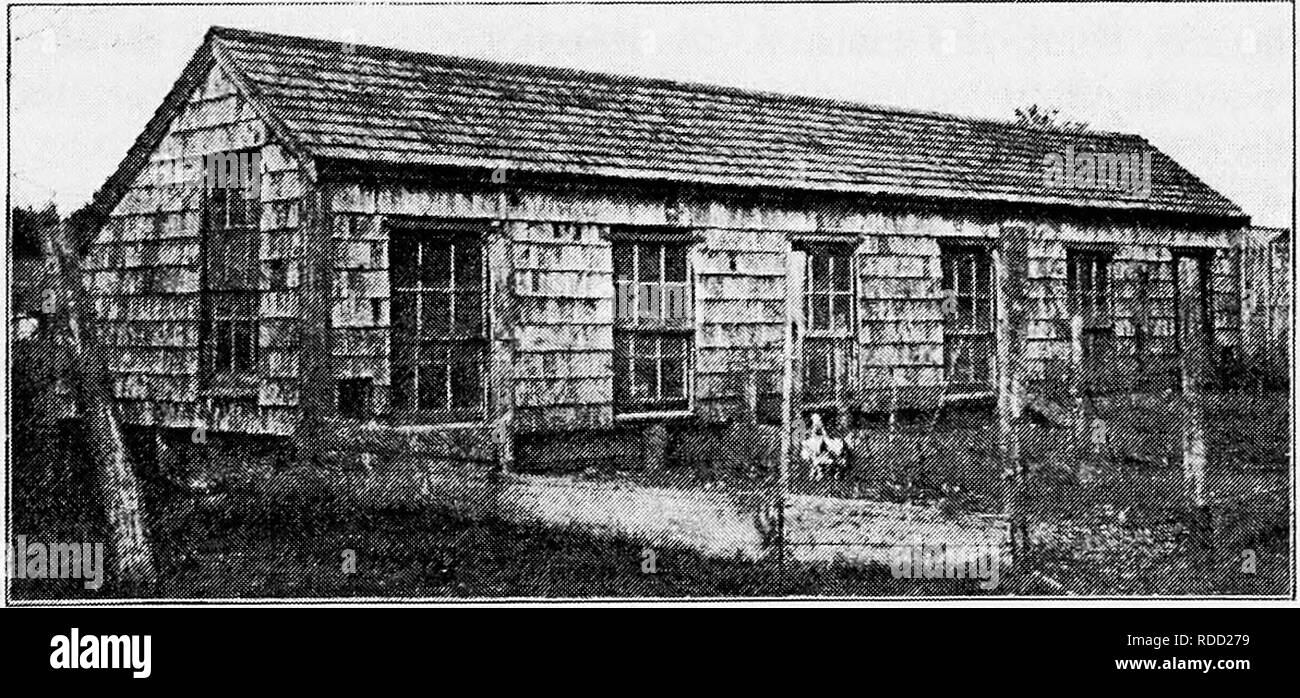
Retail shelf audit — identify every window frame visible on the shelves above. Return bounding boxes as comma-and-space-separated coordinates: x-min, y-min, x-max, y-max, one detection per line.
1067, 247, 1117, 392
610, 229, 697, 417
797, 241, 857, 407
940, 242, 996, 394
387, 221, 491, 425
199, 151, 262, 389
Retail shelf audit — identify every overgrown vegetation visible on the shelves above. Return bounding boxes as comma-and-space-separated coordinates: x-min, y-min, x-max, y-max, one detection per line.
9, 320, 1290, 598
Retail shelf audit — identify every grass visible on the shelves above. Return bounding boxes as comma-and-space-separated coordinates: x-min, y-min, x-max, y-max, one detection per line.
7, 388, 1291, 599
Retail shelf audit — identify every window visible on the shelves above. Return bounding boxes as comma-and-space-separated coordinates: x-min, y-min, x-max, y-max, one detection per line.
1067, 249, 1115, 390
613, 239, 692, 413
201, 157, 261, 381
802, 245, 854, 404
941, 245, 994, 392
389, 230, 487, 420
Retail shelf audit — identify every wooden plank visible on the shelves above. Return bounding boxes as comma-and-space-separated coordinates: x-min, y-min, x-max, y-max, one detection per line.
296, 179, 334, 455
778, 247, 806, 563
490, 222, 518, 471
997, 223, 1031, 555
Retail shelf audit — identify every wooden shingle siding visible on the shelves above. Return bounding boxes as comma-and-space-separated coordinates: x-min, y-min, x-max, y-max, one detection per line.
84, 63, 307, 436
1022, 237, 1069, 391
312, 181, 1243, 439
510, 222, 613, 431
323, 210, 385, 414
695, 228, 785, 422
1017, 224, 1188, 394
857, 234, 943, 410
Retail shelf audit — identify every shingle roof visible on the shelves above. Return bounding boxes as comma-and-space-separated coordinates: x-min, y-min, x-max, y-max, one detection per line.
90, 26, 1249, 228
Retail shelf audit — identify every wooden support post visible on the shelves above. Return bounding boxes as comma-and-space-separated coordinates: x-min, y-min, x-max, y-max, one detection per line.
1176, 255, 1208, 506
1070, 315, 1098, 483
39, 221, 155, 589
296, 182, 334, 464
996, 226, 1030, 557
778, 249, 807, 565
488, 221, 517, 473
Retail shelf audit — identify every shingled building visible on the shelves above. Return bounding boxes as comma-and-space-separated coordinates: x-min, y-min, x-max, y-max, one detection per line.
78, 26, 1248, 470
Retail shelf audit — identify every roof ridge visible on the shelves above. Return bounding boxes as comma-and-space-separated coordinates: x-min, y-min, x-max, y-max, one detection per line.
208, 24, 1142, 142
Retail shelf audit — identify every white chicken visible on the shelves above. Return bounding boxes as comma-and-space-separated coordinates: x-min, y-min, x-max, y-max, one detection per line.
800, 414, 846, 481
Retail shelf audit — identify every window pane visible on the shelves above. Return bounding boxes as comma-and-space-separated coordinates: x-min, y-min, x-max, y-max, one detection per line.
832, 295, 851, 331
958, 297, 974, 326
613, 244, 634, 281
227, 189, 246, 227
615, 280, 635, 321
453, 291, 482, 336
633, 335, 658, 399
454, 242, 482, 289
421, 292, 450, 337
229, 233, 257, 288
831, 255, 850, 291
638, 244, 661, 282
417, 367, 446, 411
634, 358, 657, 399
417, 347, 449, 411
809, 254, 830, 292
811, 296, 830, 330
637, 282, 661, 322
663, 283, 689, 324
449, 347, 483, 409
421, 242, 451, 288
661, 337, 686, 398
664, 245, 688, 282
975, 294, 990, 328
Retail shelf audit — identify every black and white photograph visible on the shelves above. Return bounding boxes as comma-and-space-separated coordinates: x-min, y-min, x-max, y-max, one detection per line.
3, 0, 1294, 618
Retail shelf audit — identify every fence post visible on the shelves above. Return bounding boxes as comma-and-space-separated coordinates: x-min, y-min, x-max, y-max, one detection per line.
997, 225, 1030, 561
778, 249, 807, 568
1070, 315, 1100, 483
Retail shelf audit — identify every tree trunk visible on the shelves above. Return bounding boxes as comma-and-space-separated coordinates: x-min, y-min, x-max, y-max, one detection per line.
38, 222, 156, 590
